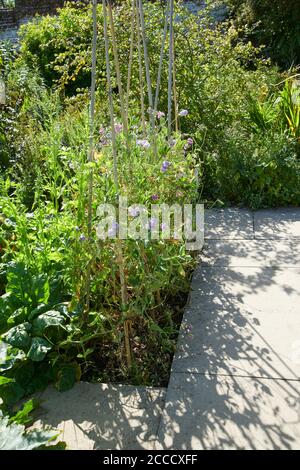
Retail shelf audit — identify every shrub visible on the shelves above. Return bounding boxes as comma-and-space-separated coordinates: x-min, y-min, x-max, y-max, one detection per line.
223, 0, 300, 68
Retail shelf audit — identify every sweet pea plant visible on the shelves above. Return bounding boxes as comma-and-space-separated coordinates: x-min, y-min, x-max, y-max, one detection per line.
0, 0, 199, 411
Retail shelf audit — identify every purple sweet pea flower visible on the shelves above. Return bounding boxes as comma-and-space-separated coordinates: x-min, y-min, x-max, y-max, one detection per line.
136, 139, 151, 149
187, 137, 193, 146
169, 138, 176, 148
79, 233, 87, 242
114, 123, 123, 134
108, 222, 119, 237
148, 217, 157, 229
157, 111, 165, 119
179, 109, 188, 117
128, 206, 140, 217
151, 194, 159, 201
161, 160, 171, 172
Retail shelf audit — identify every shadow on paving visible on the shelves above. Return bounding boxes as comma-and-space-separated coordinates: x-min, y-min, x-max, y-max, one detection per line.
34, 383, 165, 450
157, 226, 300, 449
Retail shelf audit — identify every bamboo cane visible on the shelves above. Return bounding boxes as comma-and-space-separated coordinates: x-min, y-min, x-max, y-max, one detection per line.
85, 0, 98, 318
126, 0, 136, 121
103, 0, 132, 370
154, 0, 170, 115
167, 0, 174, 137
135, 0, 146, 135
107, 0, 128, 134
172, 28, 179, 132
138, 0, 154, 128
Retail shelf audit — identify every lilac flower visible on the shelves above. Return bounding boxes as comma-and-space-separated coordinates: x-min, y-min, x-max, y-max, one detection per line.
157, 111, 165, 119
136, 139, 151, 149
161, 160, 171, 172
79, 233, 87, 242
128, 206, 140, 217
151, 194, 159, 201
114, 122, 123, 134
179, 109, 188, 117
108, 222, 119, 237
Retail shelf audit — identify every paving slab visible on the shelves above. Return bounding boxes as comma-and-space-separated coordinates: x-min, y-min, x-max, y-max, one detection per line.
254, 208, 300, 239
172, 302, 300, 379
156, 373, 300, 450
190, 266, 300, 316
201, 239, 300, 267
205, 208, 254, 240
33, 382, 166, 450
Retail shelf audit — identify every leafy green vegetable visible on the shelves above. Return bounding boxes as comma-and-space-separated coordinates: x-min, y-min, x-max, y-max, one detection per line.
27, 338, 52, 362
32, 310, 65, 336
0, 412, 59, 450
2, 323, 32, 350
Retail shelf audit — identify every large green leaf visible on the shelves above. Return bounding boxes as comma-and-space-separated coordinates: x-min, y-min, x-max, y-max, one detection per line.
0, 293, 16, 334
0, 414, 59, 450
2, 323, 32, 350
7, 307, 28, 327
27, 338, 52, 362
32, 310, 65, 336
5, 262, 50, 309
9, 399, 38, 426
6, 262, 32, 307
0, 376, 24, 407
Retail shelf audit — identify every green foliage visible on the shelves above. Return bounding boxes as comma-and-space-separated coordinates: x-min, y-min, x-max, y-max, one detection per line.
0, 399, 65, 450
0, 412, 59, 450
203, 131, 300, 208
223, 0, 300, 68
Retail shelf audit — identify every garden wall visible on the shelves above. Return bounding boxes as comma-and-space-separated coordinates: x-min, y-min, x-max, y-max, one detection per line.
14, 0, 65, 20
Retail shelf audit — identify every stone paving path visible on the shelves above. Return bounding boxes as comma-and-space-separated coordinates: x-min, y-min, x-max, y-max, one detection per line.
156, 207, 300, 450
33, 383, 166, 450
